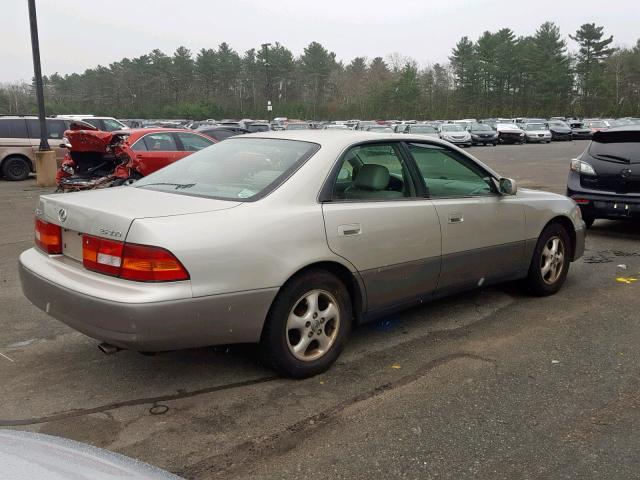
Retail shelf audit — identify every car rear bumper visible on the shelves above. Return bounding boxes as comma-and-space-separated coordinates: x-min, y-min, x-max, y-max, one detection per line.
568, 182, 640, 220
19, 249, 277, 351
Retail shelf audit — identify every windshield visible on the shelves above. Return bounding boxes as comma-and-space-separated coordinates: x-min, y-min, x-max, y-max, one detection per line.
497, 123, 519, 130
525, 123, 547, 131
286, 123, 309, 130
409, 125, 437, 134
135, 138, 319, 200
549, 121, 568, 128
470, 124, 493, 131
441, 124, 464, 132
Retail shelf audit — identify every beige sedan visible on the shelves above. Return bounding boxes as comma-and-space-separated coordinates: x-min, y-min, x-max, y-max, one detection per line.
20, 131, 585, 377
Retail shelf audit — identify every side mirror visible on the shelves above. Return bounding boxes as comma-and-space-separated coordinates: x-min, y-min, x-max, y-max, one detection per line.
498, 177, 517, 195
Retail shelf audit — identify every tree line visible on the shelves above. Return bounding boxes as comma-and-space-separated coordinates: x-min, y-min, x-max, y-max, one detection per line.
1, 22, 639, 120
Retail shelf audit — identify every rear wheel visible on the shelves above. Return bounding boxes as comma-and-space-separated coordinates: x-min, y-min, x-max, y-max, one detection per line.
260, 270, 352, 378
2, 156, 30, 181
526, 223, 572, 296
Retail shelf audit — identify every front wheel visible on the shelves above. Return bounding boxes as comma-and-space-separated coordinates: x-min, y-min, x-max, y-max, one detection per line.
260, 270, 352, 378
526, 223, 572, 296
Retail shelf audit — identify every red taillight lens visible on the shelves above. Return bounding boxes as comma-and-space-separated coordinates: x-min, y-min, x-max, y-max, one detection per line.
35, 218, 62, 254
81, 234, 189, 282
82, 235, 124, 276
121, 243, 190, 282
573, 198, 590, 205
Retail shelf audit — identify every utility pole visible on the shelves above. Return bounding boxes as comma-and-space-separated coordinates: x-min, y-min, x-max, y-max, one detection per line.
28, 0, 56, 186
262, 43, 272, 122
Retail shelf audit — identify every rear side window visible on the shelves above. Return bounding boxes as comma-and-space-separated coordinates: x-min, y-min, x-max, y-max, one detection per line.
101, 119, 124, 131
202, 129, 236, 142
175, 132, 214, 152
0, 119, 28, 138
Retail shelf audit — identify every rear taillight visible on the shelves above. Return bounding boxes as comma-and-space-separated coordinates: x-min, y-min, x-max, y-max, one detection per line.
35, 218, 62, 254
82, 234, 189, 282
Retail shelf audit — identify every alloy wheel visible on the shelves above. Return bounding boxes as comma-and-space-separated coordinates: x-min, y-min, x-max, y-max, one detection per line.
540, 235, 565, 285
286, 289, 340, 362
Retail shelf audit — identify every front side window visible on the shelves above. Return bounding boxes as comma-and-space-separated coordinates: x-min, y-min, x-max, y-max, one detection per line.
331, 143, 415, 200
176, 132, 214, 152
82, 118, 103, 130
142, 133, 178, 151
408, 143, 494, 198
135, 138, 318, 201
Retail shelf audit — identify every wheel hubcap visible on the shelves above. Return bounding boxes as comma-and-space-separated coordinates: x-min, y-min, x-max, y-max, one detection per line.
540, 236, 565, 285
286, 289, 340, 362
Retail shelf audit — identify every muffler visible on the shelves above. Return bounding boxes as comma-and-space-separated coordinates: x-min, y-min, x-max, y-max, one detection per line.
98, 342, 121, 355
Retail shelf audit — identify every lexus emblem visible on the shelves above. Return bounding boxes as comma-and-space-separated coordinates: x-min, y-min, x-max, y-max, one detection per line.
57, 208, 67, 223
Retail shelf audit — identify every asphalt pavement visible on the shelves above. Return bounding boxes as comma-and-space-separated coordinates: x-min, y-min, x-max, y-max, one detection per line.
1, 141, 639, 479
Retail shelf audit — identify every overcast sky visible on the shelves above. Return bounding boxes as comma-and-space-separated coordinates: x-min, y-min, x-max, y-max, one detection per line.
2, 0, 639, 83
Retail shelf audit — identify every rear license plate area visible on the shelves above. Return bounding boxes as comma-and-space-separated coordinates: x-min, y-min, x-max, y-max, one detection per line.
61, 229, 83, 261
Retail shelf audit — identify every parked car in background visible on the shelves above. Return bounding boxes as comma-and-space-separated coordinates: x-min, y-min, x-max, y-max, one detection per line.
0, 430, 182, 480
356, 121, 377, 131
198, 126, 250, 141
20, 130, 584, 378
323, 124, 350, 130
0, 116, 94, 181
57, 127, 215, 191
569, 121, 593, 140
547, 120, 573, 141
55, 115, 129, 132
285, 122, 310, 130
584, 119, 609, 133
365, 125, 394, 133
567, 125, 640, 228
438, 123, 472, 147
522, 123, 552, 143
404, 124, 439, 138
496, 123, 526, 144
246, 122, 271, 133
467, 123, 498, 146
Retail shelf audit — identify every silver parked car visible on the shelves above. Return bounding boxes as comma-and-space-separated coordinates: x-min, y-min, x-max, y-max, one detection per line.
20, 131, 585, 378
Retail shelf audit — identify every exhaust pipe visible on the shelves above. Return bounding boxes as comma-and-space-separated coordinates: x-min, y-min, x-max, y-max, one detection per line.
98, 342, 121, 355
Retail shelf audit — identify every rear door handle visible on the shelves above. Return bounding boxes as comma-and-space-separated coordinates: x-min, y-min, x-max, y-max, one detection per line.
448, 214, 464, 224
338, 224, 361, 236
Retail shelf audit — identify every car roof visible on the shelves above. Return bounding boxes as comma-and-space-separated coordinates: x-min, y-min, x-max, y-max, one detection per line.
238, 129, 461, 150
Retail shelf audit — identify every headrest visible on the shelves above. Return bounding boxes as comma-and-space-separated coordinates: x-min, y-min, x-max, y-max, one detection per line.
353, 164, 390, 191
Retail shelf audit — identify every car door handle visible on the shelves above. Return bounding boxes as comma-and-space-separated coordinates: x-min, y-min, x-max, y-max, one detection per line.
338, 224, 361, 236
448, 214, 464, 224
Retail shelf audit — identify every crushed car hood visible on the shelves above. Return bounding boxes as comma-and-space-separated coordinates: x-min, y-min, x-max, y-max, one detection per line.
65, 128, 130, 152
38, 187, 241, 240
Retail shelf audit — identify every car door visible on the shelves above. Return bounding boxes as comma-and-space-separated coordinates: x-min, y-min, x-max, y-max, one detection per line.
322, 142, 442, 313
406, 142, 526, 293
129, 132, 181, 176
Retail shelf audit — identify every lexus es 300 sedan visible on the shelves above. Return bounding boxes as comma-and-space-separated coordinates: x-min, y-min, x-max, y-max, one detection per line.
20, 131, 586, 378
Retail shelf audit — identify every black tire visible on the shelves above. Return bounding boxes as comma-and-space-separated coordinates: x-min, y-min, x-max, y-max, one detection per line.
260, 269, 352, 378
526, 222, 572, 296
1, 156, 31, 181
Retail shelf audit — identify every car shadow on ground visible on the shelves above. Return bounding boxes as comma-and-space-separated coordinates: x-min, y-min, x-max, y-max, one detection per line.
588, 219, 640, 241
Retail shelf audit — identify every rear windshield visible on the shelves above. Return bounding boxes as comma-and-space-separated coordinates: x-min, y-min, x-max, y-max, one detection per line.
409, 125, 437, 134
589, 130, 640, 163
135, 138, 319, 200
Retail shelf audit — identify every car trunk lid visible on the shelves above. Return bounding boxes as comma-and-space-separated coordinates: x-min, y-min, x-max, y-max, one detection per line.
38, 187, 241, 260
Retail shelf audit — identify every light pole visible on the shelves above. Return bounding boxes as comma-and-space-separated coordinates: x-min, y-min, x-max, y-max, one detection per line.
28, 0, 56, 186
261, 43, 272, 121
28, 0, 49, 151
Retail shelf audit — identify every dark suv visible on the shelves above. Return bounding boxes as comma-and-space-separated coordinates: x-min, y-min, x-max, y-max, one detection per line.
567, 125, 640, 227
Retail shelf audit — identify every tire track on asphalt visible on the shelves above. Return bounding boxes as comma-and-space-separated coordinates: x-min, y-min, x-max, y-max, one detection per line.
182, 352, 496, 479
0, 375, 279, 427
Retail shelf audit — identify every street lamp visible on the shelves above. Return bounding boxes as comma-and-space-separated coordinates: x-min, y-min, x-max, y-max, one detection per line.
261, 43, 272, 121
28, 0, 56, 186
28, 0, 49, 151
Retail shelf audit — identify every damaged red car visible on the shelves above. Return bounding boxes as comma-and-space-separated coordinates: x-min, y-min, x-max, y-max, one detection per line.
56, 126, 216, 191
